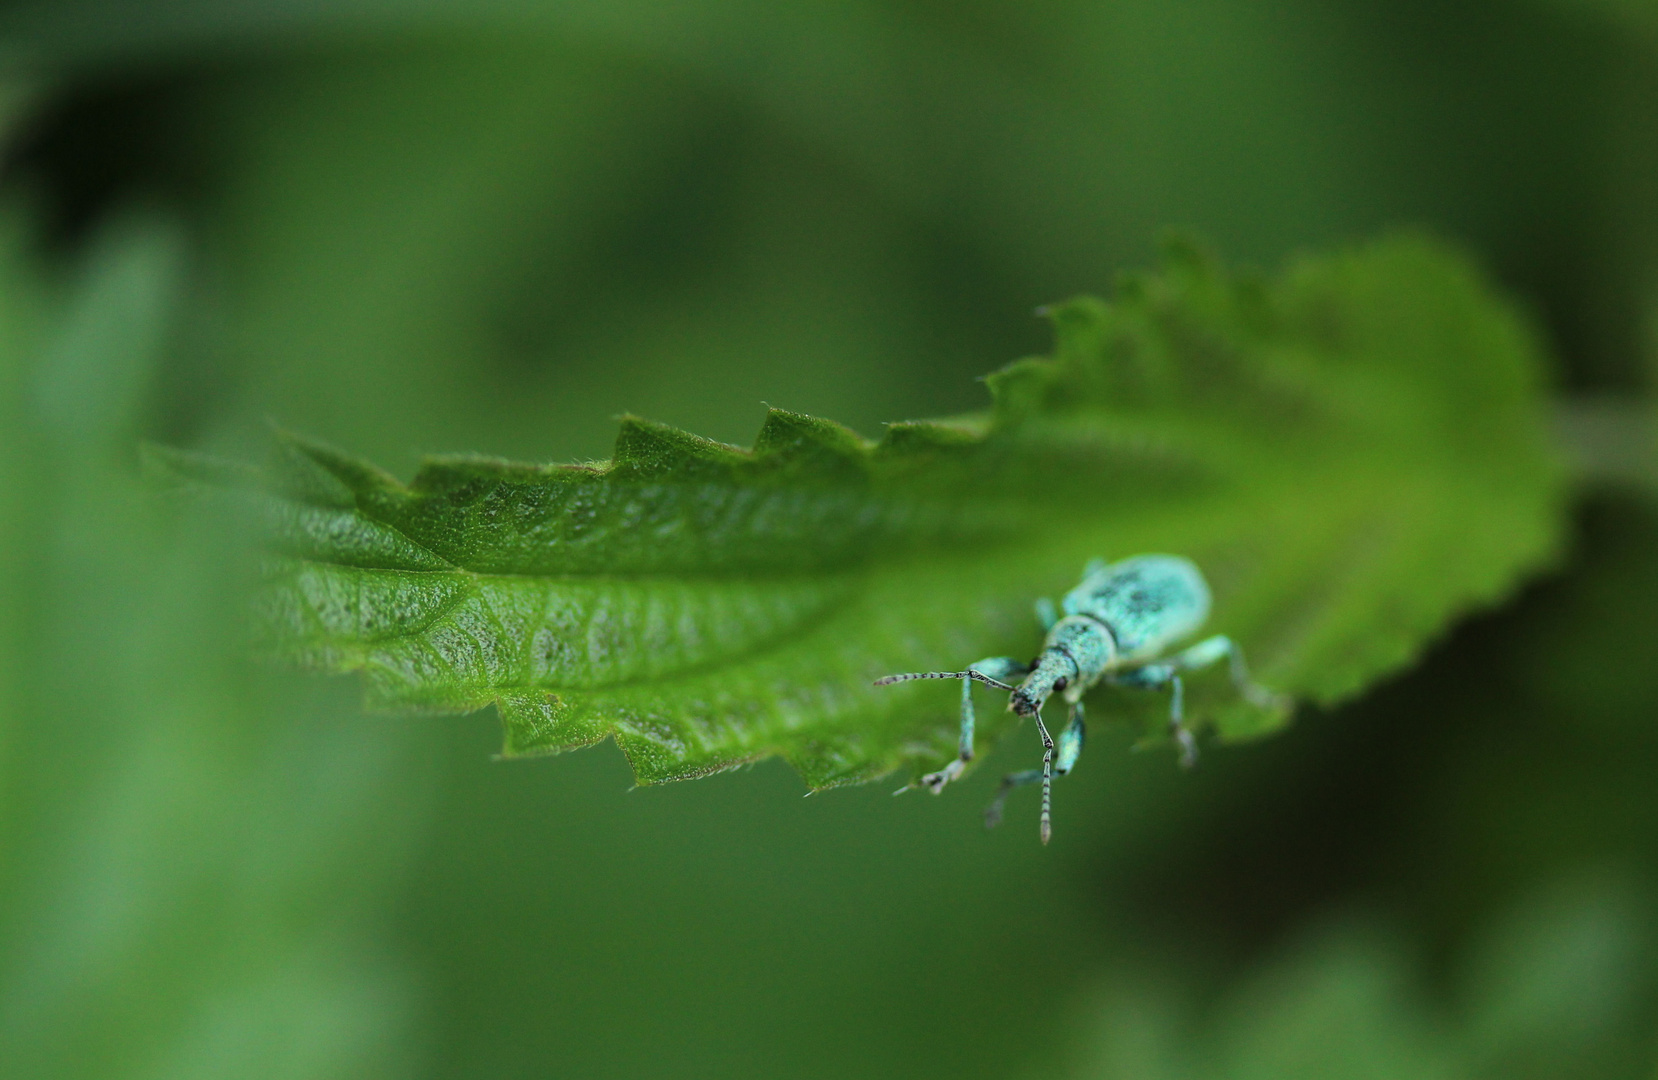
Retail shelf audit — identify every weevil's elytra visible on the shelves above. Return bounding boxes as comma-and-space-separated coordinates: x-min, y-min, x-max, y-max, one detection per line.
875, 554, 1285, 844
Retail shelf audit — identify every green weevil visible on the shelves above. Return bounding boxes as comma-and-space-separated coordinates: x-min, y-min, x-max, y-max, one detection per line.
876, 554, 1283, 843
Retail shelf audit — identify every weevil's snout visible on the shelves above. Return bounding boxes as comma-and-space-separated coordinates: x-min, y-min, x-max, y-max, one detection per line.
1008, 651, 1077, 717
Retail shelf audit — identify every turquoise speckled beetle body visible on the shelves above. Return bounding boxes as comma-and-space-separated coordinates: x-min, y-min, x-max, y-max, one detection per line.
876, 555, 1281, 843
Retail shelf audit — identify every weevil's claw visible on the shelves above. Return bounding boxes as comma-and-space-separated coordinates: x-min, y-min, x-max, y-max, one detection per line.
919, 757, 967, 795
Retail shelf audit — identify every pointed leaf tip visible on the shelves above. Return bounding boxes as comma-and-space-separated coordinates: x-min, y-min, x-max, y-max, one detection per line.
268, 427, 399, 507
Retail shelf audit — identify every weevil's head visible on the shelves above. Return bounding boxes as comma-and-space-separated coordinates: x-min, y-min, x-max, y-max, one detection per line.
1008, 616, 1116, 717
1009, 649, 1078, 717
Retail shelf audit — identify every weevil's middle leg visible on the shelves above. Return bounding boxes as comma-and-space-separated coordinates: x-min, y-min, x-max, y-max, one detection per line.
903, 656, 1027, 794
983, 769, 1041, 832
1110, 661, 1196, 767
1112, 637, 1287, 769
1169, 674, 1196, 769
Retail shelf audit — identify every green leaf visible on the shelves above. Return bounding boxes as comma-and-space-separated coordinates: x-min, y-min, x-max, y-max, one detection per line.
153, 234, 1565, 788
1, 214, 423, 1080
1060, 876, 1653, 1080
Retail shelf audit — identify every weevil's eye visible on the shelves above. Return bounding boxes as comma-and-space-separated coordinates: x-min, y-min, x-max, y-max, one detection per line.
1027, 657, 1040, 669
1053, 677, 1068, 692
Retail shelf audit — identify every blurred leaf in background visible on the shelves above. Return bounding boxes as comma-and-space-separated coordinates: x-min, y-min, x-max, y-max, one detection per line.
0, 193, 434, 1077
1060, 873, 1652, 1080
0, 1, 1656, 1079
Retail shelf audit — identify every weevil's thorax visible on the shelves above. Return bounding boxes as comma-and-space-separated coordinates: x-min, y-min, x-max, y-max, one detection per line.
1008, 615, 1116, 716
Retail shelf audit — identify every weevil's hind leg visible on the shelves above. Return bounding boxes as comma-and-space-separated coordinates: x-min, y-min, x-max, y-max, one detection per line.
1034, 597, 1060, 633
985, 700, 1083, 842
1174, 635, 1288, 711
891, 657, 1027, 795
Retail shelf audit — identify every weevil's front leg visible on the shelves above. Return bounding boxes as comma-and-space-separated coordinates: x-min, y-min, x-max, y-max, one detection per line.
985, 700, 1084, 840
1034, 597, 1060, 633
1055, 698, 1086, 777
1173, 635, 1287, 711
915, 656, 1028, 794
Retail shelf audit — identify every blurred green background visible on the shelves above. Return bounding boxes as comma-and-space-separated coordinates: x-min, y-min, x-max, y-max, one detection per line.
2, 1, 1657, 1077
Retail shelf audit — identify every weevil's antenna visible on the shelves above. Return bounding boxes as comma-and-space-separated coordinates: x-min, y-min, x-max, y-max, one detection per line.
1033, 705, 1056, 845
873, 670, 1017, 692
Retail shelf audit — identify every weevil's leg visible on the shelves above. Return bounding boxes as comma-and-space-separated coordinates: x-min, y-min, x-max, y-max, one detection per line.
1034, 597, 1060, 633
902, 657, 1027, 795
1083, 557, 1108, 578
985, 701, 1084, 837
1169, 674, 1197, 769
914, 676, 975, 794
1056, 699, 1086, 777
1173, 635, 1287, 711
1110, 662, 1195, 767
983, 769, 1042, 830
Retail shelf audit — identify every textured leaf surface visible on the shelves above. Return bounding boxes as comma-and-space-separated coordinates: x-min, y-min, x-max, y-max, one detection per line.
153, 236, 1565, 788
